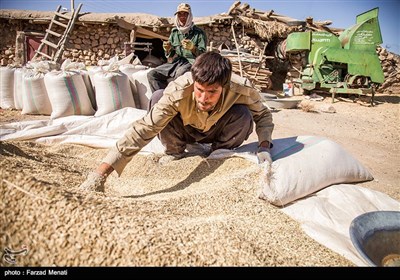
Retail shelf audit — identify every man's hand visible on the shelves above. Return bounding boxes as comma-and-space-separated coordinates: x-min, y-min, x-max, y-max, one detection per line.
163, 41, 172, 53
257, 146, 272, 165
79, 172, 107, 192
181, 39, 195, 51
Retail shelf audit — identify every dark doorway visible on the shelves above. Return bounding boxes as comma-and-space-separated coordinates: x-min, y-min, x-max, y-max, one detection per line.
26, 35, 48, 62
125, 37, 165, 62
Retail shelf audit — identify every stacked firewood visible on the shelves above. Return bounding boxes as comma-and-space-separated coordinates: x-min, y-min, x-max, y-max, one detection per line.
240, 63, 273, 91
223, 53, 273, 91
228, 1, 296, 24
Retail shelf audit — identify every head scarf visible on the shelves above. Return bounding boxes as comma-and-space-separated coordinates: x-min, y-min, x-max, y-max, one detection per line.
174, 9, 194, 35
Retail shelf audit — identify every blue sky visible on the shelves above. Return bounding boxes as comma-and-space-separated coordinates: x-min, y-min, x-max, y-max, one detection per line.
1, 0, 399, 54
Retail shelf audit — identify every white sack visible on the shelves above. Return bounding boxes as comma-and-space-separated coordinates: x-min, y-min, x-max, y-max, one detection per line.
209, 136, 375, 206
93, 70, 135, 116
87, 66, 103, 89
44, 71, 95, 119
79, 70, 96, 110
0, 66, 16, 109
21, 70, 52, 115
130, 68, 154, 110
59, 59, 96, 110
13, 68, 24, 109
257, 136, 373, 206
119, 64, 149, 108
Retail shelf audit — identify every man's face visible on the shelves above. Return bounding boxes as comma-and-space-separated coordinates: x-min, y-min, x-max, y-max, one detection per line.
194, 81, 223, 112
177, 11, 189, 25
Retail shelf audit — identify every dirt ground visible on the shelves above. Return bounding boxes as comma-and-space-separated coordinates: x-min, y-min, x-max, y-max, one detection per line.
0, 93, 399, 266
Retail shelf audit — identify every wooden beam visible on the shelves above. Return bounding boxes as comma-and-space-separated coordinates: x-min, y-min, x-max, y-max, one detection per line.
231, 23, 243, 77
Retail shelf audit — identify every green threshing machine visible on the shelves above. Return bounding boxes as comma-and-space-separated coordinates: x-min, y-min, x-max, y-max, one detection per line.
285, 7, 384, 104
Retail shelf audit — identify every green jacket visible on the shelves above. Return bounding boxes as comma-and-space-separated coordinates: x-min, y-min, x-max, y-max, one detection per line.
166, 25, 207, 64
103, 72, 274, 176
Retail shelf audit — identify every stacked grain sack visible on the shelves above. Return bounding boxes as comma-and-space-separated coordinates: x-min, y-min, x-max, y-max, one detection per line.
21, 61, 52, 115
128, 67, 154, 110
119, 57, 150, 110
2, 54, 155, 117
90, 54, 153, 111
44, 59, 95, 119
118, 54, 155, 110
87, 57, 111, 90
91, 58, 136, 116
2, 60, 95, 118
13, 67, 24, 110
0, 65, 16, 109
59, 60, 96, 110
1, 61, 57, 113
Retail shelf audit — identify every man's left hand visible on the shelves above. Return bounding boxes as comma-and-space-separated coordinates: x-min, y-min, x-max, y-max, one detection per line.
181, 39, 195, 51
257, 146, 272, 165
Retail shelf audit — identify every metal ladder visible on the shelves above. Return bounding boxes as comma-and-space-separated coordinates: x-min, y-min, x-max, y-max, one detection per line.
33, 3, 82, 63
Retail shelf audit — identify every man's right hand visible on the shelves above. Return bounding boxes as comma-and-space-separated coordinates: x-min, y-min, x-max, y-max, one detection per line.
163, 41, 172, 53
257, 146, 272, 165
79, 163, 114, 192
79, 172, 107, 192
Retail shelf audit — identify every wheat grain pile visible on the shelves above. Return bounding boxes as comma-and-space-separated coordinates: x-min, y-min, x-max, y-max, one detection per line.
1, 95, 399, 266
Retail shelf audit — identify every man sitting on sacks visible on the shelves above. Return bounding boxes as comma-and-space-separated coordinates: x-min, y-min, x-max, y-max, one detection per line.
147, 3, 207, 92
80, 51, 274, 192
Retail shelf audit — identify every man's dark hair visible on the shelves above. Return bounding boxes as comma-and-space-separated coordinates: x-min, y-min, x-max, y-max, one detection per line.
191, 51, 232, 86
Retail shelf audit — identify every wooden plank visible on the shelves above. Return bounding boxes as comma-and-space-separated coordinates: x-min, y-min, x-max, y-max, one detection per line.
231, 24, 243, 77
136, 26, 168, 41
34, 50, 52, 59
55, 12, 71, 20
41, 39, 58, 49
52, 19, 68, 28
228, 1, 241, 15
46, 29, 62, 37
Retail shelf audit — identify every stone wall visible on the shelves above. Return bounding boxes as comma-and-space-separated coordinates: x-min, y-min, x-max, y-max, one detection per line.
64, 24, 131, 66
0, 18, 268, 67
0, 19, 171, 66
0, 19, 23, 65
